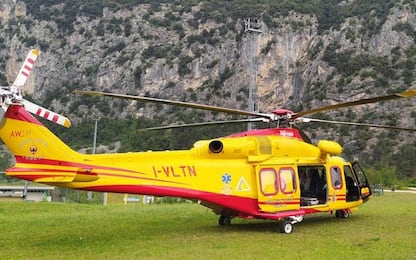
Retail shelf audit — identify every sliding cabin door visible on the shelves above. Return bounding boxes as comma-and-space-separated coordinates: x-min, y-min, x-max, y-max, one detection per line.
256, 166, 300, 213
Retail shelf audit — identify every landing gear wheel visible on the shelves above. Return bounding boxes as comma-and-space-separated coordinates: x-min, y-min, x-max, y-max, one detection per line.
219, 215, 231, 226
336, 210, 350, 218
280, 221, 293, 234
342, 211, 350, 218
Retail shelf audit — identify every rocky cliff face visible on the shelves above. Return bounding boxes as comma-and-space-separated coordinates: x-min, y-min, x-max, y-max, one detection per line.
0, 0, 416, 164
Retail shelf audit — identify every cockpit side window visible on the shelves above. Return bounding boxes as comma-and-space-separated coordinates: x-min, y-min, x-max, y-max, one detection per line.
330, 166, 343, 190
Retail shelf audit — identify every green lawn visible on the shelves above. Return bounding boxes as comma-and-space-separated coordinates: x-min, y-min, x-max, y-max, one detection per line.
0, 192, 415, 259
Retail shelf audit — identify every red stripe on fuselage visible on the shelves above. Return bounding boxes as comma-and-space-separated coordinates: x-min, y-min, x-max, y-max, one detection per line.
8, 165, 188, 186
336, 195, 346, 201
12, 154, 191, 184
82, 184, 262, 216
13, 156, 145, 174
258, 200, 300, 206
83, 185, 312, 220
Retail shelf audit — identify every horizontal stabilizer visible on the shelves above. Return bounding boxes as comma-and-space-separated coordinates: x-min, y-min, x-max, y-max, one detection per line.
36, 176, 75, 183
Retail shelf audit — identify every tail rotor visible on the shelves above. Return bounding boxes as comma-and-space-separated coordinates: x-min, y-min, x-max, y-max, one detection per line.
0, 49, 71, 127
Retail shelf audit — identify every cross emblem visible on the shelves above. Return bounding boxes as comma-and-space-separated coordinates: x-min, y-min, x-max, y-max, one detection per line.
222, 173, 231, 184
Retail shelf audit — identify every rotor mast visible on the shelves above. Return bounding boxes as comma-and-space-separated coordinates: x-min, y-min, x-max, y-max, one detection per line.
244, 18, 262, 130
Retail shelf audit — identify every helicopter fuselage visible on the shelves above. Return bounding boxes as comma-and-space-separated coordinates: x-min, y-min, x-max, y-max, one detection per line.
2, 105, 372, 227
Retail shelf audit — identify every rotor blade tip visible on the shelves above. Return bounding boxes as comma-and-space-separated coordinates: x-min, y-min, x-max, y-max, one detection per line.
400, 89, 416, 97
64, 120, 71, 128
31, 49, 40, 56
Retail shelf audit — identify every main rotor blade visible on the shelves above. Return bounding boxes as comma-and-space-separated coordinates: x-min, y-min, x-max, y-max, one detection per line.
291, 125, 312, 144
298, 117, 416, 131
137, 118, 265, 132
294, 89, 416, 118
74, 90, 272, 119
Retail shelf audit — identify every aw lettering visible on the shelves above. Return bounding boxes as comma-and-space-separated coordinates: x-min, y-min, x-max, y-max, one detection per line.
152, 165, 197, 178
10, 129, 32, 138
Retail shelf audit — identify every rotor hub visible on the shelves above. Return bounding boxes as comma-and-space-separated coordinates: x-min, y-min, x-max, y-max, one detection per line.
272, 109, 295, 116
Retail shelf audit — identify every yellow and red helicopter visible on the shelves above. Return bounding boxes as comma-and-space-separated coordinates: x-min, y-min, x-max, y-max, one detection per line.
1, 49, 416, 233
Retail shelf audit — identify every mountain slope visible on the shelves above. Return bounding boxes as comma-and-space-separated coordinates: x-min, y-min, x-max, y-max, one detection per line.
0, 0, 415, 178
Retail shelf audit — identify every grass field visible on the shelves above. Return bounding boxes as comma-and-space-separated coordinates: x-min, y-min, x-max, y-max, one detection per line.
0, 192, 415, 259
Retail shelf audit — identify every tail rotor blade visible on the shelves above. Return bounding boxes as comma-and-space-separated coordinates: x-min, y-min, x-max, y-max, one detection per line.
23, 100, 71, 128
1, 49, 71, 128
12, 49, 40, 89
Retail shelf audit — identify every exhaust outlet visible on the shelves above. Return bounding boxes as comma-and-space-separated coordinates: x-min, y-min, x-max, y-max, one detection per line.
209, 140, 223, 153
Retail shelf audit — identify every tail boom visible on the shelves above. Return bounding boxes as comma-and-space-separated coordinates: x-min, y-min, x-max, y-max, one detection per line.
0, 104, 265, 220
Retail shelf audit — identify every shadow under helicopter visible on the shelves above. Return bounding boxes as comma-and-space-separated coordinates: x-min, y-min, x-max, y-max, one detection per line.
203, 213, 369, 233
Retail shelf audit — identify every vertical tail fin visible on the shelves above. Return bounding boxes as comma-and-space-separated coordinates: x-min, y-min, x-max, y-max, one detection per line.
1, 105, 80, 182
0, 50, 91, 183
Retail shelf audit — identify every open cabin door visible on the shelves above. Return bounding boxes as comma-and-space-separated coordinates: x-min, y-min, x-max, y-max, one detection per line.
256, 166, 300, 213
352, 162, 372, 201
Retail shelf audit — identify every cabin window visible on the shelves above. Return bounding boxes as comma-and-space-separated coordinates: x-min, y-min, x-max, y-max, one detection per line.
279, 167, 296, 194
259, 168, 278, 195
330, 167, 343, 189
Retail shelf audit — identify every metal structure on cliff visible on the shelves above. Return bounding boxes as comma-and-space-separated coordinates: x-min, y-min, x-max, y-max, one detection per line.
244, 18, 262, 130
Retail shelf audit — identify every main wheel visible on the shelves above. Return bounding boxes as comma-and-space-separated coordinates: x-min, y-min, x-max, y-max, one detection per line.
280, 221, 293, 234
219, 215, 231, 226
336, 210, 350, 218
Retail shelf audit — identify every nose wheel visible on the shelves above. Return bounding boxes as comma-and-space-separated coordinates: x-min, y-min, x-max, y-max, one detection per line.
219, 215, 232, 226
279, 215, 304, 234
280, 221, 293, 234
